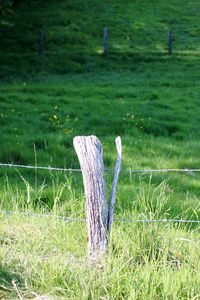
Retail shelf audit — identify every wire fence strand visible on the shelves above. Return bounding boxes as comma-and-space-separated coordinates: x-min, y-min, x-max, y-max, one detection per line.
0, 210, 199, 224
1, 163, 200, 174
0, 163, 81, 173
0, 164, 199, 224
0, 210, 85, 221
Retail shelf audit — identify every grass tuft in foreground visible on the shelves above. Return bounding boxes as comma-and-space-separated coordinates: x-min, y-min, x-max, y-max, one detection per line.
0, 182, 199, 299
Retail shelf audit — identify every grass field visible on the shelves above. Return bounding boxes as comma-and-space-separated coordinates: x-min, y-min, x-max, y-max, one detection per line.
0, 0, 200, 299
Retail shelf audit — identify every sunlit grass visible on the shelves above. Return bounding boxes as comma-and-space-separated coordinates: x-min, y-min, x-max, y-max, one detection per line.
0, 69, 200, 297
0, 201, 199, 299
0, 0, 200, 298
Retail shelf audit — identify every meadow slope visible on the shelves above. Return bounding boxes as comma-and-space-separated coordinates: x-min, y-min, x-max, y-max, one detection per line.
0, 0, 200, 299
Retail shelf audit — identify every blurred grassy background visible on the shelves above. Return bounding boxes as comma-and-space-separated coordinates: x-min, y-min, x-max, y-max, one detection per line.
0, 1, 200, 298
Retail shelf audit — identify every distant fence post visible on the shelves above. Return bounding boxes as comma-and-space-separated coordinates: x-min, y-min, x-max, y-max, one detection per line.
73, 136, 122, 261
168, 31, 172, 55
103, 27, 108, 55
39, 30, 45, 58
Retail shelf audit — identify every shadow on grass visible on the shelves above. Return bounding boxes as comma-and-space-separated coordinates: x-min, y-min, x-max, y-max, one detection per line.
0, 264, 24, 288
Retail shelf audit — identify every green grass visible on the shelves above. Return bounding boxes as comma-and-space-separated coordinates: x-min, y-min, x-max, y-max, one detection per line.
1, 0, 200, 76
0, 203, 199, 299
0, 0, 200, 298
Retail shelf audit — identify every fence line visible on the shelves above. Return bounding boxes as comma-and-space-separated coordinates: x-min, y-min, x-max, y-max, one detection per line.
1, 163, 200, 174
0, 210, 199, 224
0, 164, 199, 224
0, 163, 81, 173
0, 210, 85, 221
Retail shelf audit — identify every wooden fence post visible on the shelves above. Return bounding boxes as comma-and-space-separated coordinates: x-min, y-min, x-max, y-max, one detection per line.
39, 30, 45, 58
107, 137, 122, 234
168, 31, 172, 55
73, 136, 122, 261
103, 27, 108, 55
73, 136, 108, 260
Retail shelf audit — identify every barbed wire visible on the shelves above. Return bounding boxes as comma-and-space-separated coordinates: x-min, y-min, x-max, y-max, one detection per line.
1, 163, 200, 174
0, 164, 199, 224
0, 210, 199, 224
0, 210, 85, 221
0, 163, 81, 172
114, 217, 200, 224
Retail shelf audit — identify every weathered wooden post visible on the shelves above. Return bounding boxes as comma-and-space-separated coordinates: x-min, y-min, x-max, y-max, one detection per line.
39, 30, 45, 58
107, 137, 122, 234
73, 136, 108, 260
103, 27, 108, 55
168, 31, 172, 55
73, 136, 122, 261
